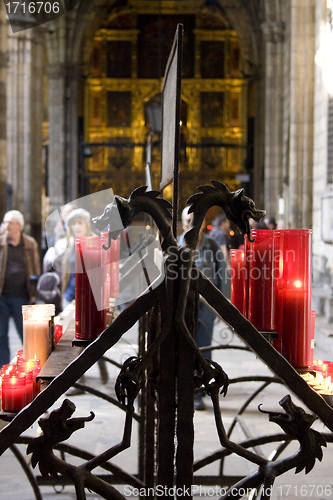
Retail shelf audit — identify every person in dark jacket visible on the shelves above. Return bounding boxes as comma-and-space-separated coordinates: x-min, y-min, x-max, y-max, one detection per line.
0, 210, 40, 368
208, 214, 231, 269
178, 207, 230, 410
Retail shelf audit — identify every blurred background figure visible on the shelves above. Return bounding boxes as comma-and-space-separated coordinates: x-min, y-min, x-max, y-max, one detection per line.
47, 203, 76, 248
208, 214, 231, 269
266, 217, 277, 230
44, 208, 94, 311
178, 207, 230, 410
0, 210, 40, 368
249, 217, 268, 230
255, 220, 268, 229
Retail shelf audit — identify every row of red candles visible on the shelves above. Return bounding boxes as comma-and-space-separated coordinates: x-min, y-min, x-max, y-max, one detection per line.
230, 229, 314, 370
0, 350, 41, 413
312, 360, 333, 378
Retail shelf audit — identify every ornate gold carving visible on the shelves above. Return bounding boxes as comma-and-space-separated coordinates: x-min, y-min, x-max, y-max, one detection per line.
84, 6, 247, 195
94, 29, 140, 42
127, 0, 205, 15
193, 29, 238, 41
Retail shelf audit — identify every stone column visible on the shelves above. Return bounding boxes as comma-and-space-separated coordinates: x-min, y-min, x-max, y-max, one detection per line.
0, 3, 7, 219
66, 66, 80, 202
7, 26, 44, 242
46, 63, 80, 213
46, 63, 67, 212
287, 0, 315, 229
260, 21, 285, 220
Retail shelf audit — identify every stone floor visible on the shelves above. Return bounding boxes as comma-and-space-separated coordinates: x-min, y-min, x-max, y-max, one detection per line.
0, 316, 333, 499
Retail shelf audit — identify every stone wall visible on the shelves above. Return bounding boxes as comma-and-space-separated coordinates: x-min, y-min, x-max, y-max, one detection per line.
0, 3, 7, 219
312, 0, 333, 322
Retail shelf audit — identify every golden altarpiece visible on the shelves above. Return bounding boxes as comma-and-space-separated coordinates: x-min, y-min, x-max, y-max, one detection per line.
84, 0, 247, 210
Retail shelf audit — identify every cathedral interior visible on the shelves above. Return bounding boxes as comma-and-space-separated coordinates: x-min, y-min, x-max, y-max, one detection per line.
0, 0, 332, 321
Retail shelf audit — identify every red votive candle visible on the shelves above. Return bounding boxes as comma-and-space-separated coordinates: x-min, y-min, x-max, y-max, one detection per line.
18, 359, 41, 398
75, 236, 107, 340
21, 369, 33, 404
313, 360, 333, 378
247, 230, 281, 332
323, 361, 333, 378
1, 372, 26, 412
0, 364, 14, 376
16, 350, 24, 365
281, 230, 312, 369
313, 359, 327, 375
230, 249, 247, 316
54, 316, 63, 345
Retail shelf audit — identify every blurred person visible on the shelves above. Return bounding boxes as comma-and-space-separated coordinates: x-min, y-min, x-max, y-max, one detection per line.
46, 208, 94, 311
178, 207, 230, 410
0, 210, 40, 368
208, 214, 231, 268
47, 202, 76, 248
249, 217, 268, 230
255, 220, 268, 229
266, 217, 277, 230
44, 208, 108, 390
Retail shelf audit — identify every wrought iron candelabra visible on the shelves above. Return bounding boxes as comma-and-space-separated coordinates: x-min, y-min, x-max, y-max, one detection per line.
1, 182, 333, 499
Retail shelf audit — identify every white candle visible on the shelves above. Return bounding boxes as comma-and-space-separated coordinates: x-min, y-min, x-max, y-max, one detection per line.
23, 321, 50, 367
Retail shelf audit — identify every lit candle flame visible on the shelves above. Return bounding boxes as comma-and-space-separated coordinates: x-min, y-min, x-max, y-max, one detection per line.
326, 375, 332, 390
293, 280, 302, 288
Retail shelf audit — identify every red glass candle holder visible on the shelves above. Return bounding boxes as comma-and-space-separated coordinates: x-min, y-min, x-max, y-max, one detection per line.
18, 359, 41, 398
16, 350, 24, 365
230, 249, 247, 316
324, 361, 333, 378
0, 364, 14, 376
313, 360, 333, 379
22, 369, 33, 404
247, 230, 281, 333
53, 316, 63, 345
1, 372, 26, 412
281, 230, 312, 369
75, 236, 107, 340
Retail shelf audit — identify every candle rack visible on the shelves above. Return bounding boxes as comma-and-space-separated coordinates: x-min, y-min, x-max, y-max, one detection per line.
0, 182, 333, 500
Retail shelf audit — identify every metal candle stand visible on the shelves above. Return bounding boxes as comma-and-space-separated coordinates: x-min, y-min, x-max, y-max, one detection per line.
1, 182, 333, 499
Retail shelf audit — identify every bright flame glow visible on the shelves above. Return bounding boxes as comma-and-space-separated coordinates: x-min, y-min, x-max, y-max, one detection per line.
293, 280, 302, 288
